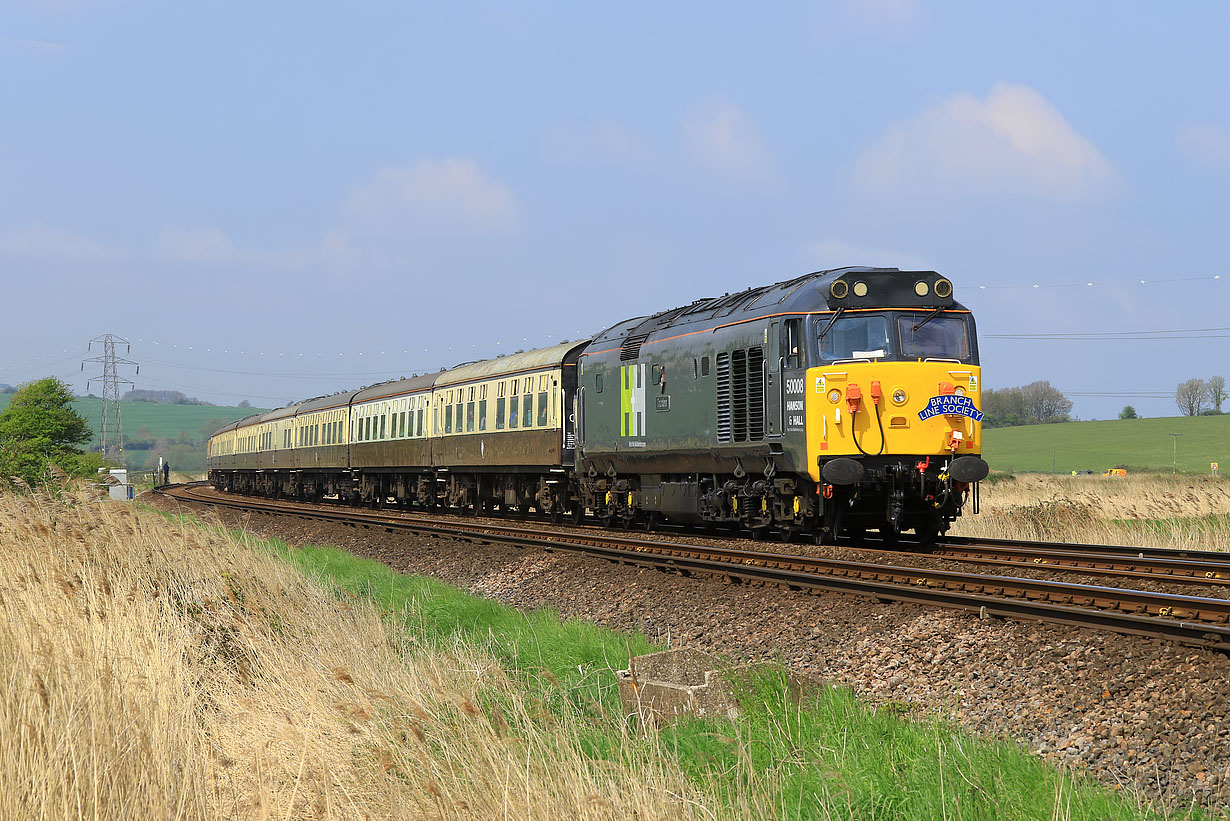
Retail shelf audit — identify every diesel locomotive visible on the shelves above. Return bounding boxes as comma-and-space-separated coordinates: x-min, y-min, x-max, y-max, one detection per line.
208, 267, 988, 543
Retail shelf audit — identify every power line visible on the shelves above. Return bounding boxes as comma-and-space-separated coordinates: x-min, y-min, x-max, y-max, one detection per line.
974, 274, 1222, 291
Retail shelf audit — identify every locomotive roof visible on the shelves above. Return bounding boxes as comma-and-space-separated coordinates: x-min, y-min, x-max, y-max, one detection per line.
587, 267, 967, 349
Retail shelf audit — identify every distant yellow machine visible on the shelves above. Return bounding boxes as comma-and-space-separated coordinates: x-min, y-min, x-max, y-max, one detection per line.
1102, 468, 1127, 478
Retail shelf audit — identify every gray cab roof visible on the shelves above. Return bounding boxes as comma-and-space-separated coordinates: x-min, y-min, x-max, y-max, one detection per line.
588, 267, 967, 350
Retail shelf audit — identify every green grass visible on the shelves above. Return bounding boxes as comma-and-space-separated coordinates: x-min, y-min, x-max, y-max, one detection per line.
195, 522, 1210, 821
0, 395, 264, 447
984, 414, 1230, 474
664, 670, 1208, 820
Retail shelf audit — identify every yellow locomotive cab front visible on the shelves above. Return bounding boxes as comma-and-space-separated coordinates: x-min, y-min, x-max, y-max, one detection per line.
805, 359, 983, 480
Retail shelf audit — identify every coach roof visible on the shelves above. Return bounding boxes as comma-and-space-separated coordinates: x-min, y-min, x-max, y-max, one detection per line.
433, 341, 589, 388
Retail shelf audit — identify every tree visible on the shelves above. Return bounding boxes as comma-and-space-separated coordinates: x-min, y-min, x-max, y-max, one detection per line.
1119, 405, 1138, 420
1207, 375, 1227, 414
0, 377, 96, 486
1175, 378, 1207, 417
980, 382, 1072, 427
1019, 380, 1073, 424
200, 417, 234, 440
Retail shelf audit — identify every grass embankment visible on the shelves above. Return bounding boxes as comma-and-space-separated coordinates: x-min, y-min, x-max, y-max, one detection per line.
953, 472, 1230, 550
0, 490, 1212, 819
982, 414, 1230, 474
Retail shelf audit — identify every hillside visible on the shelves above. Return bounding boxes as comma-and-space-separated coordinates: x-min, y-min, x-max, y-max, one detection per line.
983, 413, 1229, 474
0, 395, 267, 471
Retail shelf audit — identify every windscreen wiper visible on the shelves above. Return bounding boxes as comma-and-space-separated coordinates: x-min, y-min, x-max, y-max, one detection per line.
912, 307, 944, 331
817, 307, 845, 339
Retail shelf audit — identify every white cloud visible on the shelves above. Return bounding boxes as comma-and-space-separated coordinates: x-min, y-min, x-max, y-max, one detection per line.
850, 83, 1114, 201
807, 238, 932, 271
0, 224, 114, 260
1177, 124, 1230, 169
545, 122, 657, 167
342, 158, 520, 238
1, 37, 68, 58
154, 225, 235, 261
681, 99, 775, 184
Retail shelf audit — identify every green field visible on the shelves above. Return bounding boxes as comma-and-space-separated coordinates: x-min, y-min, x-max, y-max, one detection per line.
0, 395, 265, 448
984, 414, 1229, 474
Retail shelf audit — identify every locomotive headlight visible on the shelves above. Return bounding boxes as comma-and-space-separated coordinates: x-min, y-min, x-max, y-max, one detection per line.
830, 280, 849, 299
852, 281, 869, 297
934, 278, 953, 298
914, 281, 930, 297
892, 387, 907, 405
954, 386, 966, 396
828, 389, 842, 404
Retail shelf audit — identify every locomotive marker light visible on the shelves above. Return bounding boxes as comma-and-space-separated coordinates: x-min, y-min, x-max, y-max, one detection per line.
852, 281, 869, 297
892, 387, 908, 405
914, 281, 930, 296
934, 278, 953, 298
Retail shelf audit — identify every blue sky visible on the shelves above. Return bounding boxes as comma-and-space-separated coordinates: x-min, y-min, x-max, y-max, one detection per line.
2, 0, 1227, 419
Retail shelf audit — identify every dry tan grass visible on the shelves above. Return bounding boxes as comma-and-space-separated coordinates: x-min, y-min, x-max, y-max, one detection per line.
0, 489, 746, 820
952, 473, 1230, 549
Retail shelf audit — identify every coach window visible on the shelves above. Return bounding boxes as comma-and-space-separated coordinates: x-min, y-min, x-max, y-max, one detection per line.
509, 395, 519, 428
478, 398, 487, 430
523, 392, 533, 428
454, 402, 463, 433
536, 389, 548, 426
466, 401, 475, 432
444, 400, 452, 433
496, 397, 506, 429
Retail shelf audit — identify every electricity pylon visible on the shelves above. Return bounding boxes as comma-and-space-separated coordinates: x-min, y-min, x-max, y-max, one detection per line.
82, 335, 138, 464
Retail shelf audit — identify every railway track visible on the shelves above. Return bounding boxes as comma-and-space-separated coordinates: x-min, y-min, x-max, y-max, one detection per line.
865, 537, 1230, 588
158, 483, 1230, 651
